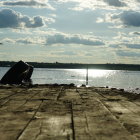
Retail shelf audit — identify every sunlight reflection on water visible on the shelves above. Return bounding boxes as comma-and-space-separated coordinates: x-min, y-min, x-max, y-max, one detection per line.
68, 69, 117, 78
89, 69, 116, 78
0, 67, 140, 93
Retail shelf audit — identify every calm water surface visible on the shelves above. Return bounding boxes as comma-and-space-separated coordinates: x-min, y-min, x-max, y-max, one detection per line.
0, 67, 140, 93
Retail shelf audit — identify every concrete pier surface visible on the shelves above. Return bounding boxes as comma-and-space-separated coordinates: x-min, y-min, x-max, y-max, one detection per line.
0, 85, 140, 140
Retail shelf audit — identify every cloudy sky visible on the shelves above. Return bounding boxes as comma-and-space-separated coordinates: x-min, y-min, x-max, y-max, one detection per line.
0, 0, 140, 64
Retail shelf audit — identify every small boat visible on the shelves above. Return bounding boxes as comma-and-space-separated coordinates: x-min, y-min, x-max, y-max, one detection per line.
0, 60, 33, 84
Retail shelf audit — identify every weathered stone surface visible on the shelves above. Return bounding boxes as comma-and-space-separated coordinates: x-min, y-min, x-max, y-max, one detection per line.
0, 85, 139, 140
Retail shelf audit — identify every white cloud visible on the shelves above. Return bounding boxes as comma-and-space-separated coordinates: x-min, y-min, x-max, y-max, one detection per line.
2, 31, 105, 46
110, 32, 140, 49
96, 17, 104, 23
125, 44, 140, 49
53, 0, 140, 11
131, 32, 140, 35
51, 50, 77, 56
16, 37, 46, 45
46, 32, 105, 46
0, 0, 55, 10
2, 37, 46, 45
98, 10, 140, 28
2, 38, 16, 43
103, 0, 126, 7
0, 9, 54, 28
116, 50, 140, 57
55, 0, 106, 11
117, 11, 140, 27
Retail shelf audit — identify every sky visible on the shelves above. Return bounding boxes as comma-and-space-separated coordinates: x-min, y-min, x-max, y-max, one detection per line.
0, 0, 140, 64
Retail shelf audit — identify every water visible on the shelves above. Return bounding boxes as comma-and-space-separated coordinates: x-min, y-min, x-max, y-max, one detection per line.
0, 67, 140, 93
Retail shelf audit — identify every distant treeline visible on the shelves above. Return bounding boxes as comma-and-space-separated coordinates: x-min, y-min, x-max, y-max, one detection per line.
0, 61, 140, 71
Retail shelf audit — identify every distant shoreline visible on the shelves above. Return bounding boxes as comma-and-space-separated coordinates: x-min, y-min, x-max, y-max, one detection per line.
0, 61, 140, 71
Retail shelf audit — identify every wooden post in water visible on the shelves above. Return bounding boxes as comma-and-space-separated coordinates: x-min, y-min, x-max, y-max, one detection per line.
86, 65, 88, 86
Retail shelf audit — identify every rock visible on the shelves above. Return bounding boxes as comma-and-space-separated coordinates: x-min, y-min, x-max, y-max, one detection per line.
69, 83, 75, 87
81, 84, 86, 87
111, 88, 117, 90
0, 60, 34, 84
119, 89, 124, 92
24, 65, 34, 81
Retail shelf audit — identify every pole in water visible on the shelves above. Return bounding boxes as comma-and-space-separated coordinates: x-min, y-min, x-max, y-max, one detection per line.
86, 65, 88, 86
